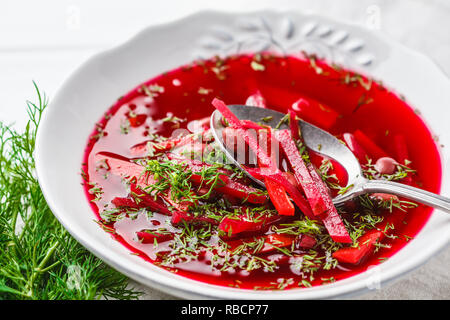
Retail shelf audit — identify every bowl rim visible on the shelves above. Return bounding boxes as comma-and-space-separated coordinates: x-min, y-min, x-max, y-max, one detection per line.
35, 9, 450, 299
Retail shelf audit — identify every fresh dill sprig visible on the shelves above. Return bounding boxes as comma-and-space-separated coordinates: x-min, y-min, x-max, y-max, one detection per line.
0, 82, 141, 300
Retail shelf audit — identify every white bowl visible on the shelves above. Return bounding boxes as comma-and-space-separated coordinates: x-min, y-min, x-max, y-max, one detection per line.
36, 11, 450, 299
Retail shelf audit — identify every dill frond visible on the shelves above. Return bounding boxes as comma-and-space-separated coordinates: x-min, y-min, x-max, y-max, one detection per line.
0, 82, 141, 300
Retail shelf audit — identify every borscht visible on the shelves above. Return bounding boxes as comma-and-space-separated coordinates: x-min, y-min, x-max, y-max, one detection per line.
82, 53, 441, 290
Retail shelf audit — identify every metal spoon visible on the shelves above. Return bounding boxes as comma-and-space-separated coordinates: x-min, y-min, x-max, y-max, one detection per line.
210, 104, 450, 212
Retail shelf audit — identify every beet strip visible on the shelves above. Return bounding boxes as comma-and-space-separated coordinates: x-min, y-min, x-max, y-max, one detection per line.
112, 189, 174, 217
226, 233, 316, 255
136, 230, 174, 244
291, 97, 339, 130
332, 229, 383, 264
171, 211, 219, 226
227, 233, 293, 254
353, 130, 388, 161
289, 109, 300, 141
274, 129, 328, 217
261, 172, 314, 218
130, 184, 173, 215
212, 98, 242, 127
258, 129, 295, 216
393, 134, 409, 164
342, 132, 368, 163
244, 168, 314, 219
111, 197, 140, 209
241, 120, 265, 131
264, 179, 296, 216
392, 134, 414, 185
246, 168, 315, 219
275, 127, 350, 242
306, 163, 352, 243
218, 214, 283, 238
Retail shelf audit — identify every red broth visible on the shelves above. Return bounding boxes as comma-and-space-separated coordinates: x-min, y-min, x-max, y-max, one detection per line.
82, 54, 441, 290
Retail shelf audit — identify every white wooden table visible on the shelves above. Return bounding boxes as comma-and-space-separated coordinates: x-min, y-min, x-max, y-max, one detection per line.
2, 0, 448, 299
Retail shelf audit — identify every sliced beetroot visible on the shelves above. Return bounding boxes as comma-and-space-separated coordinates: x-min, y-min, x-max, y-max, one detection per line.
111, 197, 140, 209
215, 99, 349, 242
332, 229, 384, 264
283, 171, 299, 189
353, 130, 388, 161
129, 184, 172, 215
219, 215, 263, 236
227, 233, 316, 255
171, 211, 219, 226
226, 233, 292, 254
342, 132, 368, 163
195, 186, 218, 199
393, 134, 414, 185
295, 234, 317, 249
241, 120, 265, 131
258, 129, 295, 216
264, 178, 295, 216
246, 167, 299, 188
274, 129, 328, 217
307, 163, 352, 243
212, 98, 242, 127
244, 168, 313, 218
393, 134, 410, 165
275, 128, 350, 243
289, 109, 300, 141
259, 234, 295, 253
217, 179, 268, 204
218, 214, 282, 238
223, 124, 259, 165
136, 230, 174, 244
128, 114, 147, 127
291, 97, 339, 130
222, 126, 247, 154
162, 190, 196, 212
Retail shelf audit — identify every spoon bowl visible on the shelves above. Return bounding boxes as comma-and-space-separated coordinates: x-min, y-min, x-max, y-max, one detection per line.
211, 104, 450, 211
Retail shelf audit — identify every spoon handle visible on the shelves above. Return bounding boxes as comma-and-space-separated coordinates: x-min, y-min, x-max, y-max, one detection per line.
362, 179, 450, 213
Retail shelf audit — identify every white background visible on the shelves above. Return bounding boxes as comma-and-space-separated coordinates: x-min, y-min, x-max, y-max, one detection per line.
1, 0, 448, 299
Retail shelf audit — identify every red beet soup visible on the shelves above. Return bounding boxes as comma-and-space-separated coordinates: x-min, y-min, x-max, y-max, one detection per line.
82, 54, 441, 290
